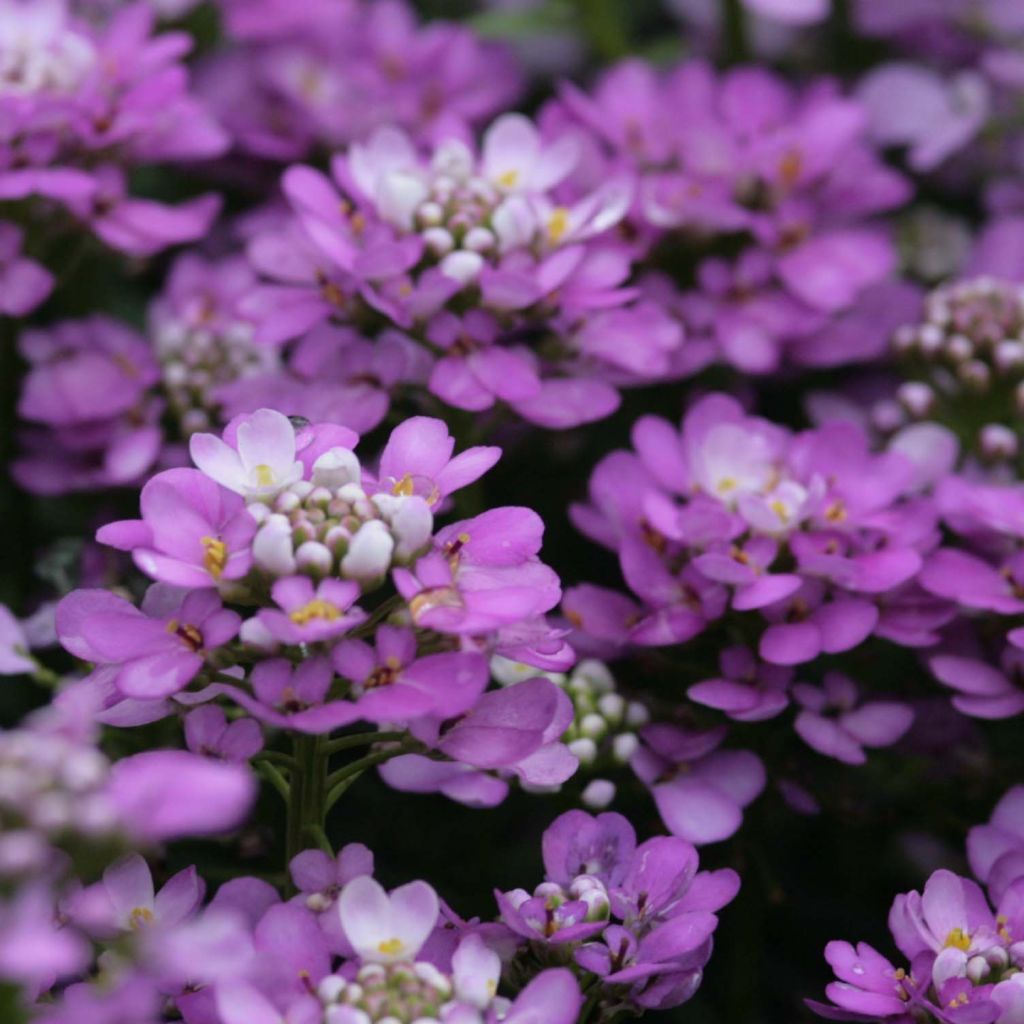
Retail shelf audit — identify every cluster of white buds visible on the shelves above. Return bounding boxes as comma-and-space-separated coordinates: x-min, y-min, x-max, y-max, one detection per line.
245, 454, 433, 590
490, 656, 649, 810
153, 308, 278, 437
0, 726, 118, 881
889, 276, 1024, 462
316, 961, 454, 1023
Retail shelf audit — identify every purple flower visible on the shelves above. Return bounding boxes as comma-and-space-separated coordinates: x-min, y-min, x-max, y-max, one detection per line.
0, 222, 53, 316
13, 316, 162, 497
97, 468, 257, 588
184, 706, 263, 763
56, 585, 240, 699
968, 787, 1024, 905
394, 508, 561, 635
106, 750, 256, 842
542, 809, 637, 888
256, 577, 365, 645
792, 672, 914, 765
0, 604, 36, 675
631, 724, 765, 845
338, 875, 438, 964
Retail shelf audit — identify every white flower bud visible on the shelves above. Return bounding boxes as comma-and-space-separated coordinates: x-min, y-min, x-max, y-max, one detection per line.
422, 226, 454, 257
612, 733, 639, 763
341, 520, 394, 582
312, 448, 361, 489
440, 250, 484, 285
296, 541, 333, 576
389, 497, 434, 562
576, 659, 615, 693
597, 693, 625, 723
463, 226, 495, 252
625, 702, 649, 727
582, 779, 616, 810
966, 955, 989, 984
568, 737, 597, 765
580, 713, 607, 739
317, 975, 346, 1003
253, 516, 297, 576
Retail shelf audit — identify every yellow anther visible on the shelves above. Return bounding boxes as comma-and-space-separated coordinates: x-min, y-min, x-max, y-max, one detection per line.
824, 501, 847, 523
779, 149, 803, 188
254, 464, 275, 487
547, 207, 571, 244
377, 938, 404, 956
129, 906, 154, 930
289, 599, 341, 625
201, 536, 227, 579
717, 476, 737, 494
944, 927, 971, 951
392, 474, 415, 496
497, 169, 519, 188
769, 499, 790, 523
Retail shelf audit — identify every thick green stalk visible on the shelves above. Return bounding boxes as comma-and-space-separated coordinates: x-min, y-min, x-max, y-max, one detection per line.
285, 734, 328, 888
721, 0, 750, 63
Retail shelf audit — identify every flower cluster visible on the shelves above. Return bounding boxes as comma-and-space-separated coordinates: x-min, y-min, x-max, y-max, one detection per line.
550, 59, 911, 371
200, 0, 523, 162
243, 112, 684, 427
812, 786, 1024, 1024
497, 809, 739, 1013
0, 0, 226, 291
568, 392, 949, 665
56, 408, 577, 793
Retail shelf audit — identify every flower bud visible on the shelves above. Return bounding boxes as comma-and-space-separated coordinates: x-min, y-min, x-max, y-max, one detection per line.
582, 779, 616, 810
980, 424, 1017, 461
612, 733, 639, 763
341, 521, 394, 582
568, 737, 597, 765
312, 448, 361, 489
253, 516, 298, 576
296, 540, 334, 576
580, 713, 607, 740
966, 955, 990, 984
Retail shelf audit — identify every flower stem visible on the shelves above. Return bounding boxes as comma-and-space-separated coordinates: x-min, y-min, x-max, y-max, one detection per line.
323, 743, 418, 811
285, 734, 328, 889
324, 730, 405, 756
721, 0, 749, 62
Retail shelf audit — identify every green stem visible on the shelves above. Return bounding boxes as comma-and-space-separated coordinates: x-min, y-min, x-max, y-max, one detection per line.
576, 0, 630, 61
285, 735, 328, 888
253, 749, 297, 769
304, 823, 334, 857
324, 771, 365, 813
324, 730, 405, 756
257, 761, 290, 802
324, 746, 412, 790
721, 0, 749, 63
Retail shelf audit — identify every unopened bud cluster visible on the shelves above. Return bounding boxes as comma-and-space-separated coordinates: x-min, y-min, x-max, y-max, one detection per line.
0, 727, 119, 882
316, 961, 453, 1023
890, 276, 1024, 462
155, 313, 278, 437
245, 458, 433, 590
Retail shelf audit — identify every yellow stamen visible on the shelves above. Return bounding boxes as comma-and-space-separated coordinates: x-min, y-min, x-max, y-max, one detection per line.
824, 501, 847, 523
944, 927, 971, 951
289, 599, 341, 625
547, 207, 571, 244
377, 938, 404, 956
201, 536, 227, 580
129, 907, 154, 930
497, 169, 519, 188
717, 476, 737, 494
779, 149, 803, 188
769, 499, 789, 523
254, 464, 275, 487
392, 473, 415, 497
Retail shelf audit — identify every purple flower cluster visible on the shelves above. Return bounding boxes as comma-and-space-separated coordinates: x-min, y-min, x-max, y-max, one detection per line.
0, 0, 226, 289
497, 809, 739, 1013
813, 785, 1024, 1024
551, 59, 911, 371
200, 0, 522, 163
568, 392, 948, 664
56, 408, 578, 793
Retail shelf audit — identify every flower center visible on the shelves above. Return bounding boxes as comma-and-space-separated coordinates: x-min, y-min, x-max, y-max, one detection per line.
944, 927, 971, 951
201, 536, 228, 579
289, 599, 341, 625
254, 464, 276, 487
377, 937, 405, 957
128, 906, 154, 930
166, 619, 204, 652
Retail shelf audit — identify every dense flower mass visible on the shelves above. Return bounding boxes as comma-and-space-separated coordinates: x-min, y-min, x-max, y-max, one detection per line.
6, 2, 1024, 1023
